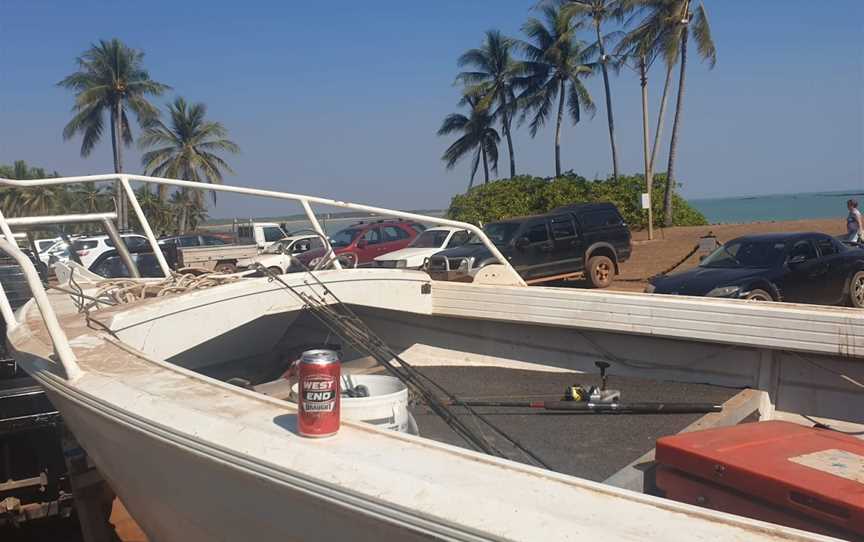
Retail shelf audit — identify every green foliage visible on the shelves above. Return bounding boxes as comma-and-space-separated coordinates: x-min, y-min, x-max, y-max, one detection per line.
446, 173, 707, 228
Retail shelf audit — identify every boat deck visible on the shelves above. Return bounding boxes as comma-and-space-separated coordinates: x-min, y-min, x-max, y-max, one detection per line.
410, 366, 739, 482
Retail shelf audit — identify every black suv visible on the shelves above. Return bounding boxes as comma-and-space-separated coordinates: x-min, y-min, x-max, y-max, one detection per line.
428, 203, 631, 287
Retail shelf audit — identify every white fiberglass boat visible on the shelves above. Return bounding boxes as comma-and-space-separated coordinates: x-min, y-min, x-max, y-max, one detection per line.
1, 173, 862, 541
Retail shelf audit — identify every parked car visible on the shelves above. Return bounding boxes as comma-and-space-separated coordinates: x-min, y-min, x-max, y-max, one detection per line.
428, 203, 631, 287
646, 232, 864, 307
89, 252, 166, 278
236, 234, 326, 274
297, 220, 425, 269
158, 234, 228, 248
374, 227, 470, 269
71, 234, 150, 269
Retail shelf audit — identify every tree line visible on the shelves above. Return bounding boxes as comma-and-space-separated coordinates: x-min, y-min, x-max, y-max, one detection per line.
9, 38, 242, 234
438, 0, 716, 226
0, 160, 208, 234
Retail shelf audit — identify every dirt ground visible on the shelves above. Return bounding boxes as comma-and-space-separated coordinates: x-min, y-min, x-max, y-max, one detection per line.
606, 218, 844, 293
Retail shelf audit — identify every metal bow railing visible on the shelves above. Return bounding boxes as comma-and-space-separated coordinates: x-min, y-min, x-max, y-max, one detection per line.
0, 172, 525, 381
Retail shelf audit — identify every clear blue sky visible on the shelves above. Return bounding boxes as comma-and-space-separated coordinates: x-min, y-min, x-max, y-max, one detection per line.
1, 0, 862, 218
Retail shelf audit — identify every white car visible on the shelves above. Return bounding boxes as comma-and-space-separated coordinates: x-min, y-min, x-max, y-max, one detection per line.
236, 234, 325, 274
373, 227, 470, 269
71, 234, 150, 269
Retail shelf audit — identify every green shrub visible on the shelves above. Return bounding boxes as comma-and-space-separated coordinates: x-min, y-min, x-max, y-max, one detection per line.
446, 173, 707, 228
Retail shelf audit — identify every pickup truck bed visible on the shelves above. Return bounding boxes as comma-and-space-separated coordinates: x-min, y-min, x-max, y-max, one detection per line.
177, 244, 261, 272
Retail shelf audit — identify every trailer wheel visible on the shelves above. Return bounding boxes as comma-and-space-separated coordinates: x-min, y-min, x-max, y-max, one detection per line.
214, 262, 237, 274
587, 255, 614, 288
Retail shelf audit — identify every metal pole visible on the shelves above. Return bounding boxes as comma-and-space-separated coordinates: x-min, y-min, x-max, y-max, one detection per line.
120, 177, 172, 277
301, 200, 342, 270
641, 56, 654, 241
101, 218, 140, 278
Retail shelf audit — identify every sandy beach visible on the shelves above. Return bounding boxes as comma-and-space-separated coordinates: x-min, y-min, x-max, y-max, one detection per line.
610, 218, 845, 293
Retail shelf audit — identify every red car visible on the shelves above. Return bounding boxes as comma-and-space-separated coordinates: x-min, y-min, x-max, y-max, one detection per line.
297, 220, 425, 268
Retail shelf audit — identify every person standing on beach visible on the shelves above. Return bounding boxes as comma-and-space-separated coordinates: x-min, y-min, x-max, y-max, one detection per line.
848, 199, 863, 242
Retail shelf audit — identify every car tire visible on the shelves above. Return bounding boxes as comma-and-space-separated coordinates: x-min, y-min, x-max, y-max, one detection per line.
744, 288, 773, 301
268, 266, 283, 276
849, 271, 864, 308
587, 255, 614, 289
214, 262, 237, 274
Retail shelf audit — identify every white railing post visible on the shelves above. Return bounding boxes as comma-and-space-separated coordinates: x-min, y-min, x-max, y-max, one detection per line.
0, 172, 527, 285
0, 208, 20, 326
0, 238, 81, 380
301, 199, 342, 270
121, 176, 172, 277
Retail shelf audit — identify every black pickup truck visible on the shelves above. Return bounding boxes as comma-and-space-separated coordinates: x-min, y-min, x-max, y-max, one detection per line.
428, 203, 632, 287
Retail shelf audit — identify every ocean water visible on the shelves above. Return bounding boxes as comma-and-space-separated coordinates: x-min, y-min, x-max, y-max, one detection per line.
689, 190, 864, 224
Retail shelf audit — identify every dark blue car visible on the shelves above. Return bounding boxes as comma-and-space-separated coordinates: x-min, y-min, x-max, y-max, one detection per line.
647, 232, 864, 307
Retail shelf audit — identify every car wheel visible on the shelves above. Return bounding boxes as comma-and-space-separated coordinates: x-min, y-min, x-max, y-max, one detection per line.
214, 262, 237, 274
338, 253, 358, 269
744, 288, 773, 301
850, 271, 864, 308
268, 266, 283, 276
587, 255, 614, 289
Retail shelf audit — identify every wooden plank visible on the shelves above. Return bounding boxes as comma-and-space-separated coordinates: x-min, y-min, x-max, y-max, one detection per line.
603, 389, 763, 493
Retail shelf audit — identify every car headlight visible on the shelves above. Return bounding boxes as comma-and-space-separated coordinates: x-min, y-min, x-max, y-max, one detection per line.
395, 260, 407, 268
309, 256, 323, 267
706, 285, 741, 297
644, 283, 656, 294
457, 257, 474, 271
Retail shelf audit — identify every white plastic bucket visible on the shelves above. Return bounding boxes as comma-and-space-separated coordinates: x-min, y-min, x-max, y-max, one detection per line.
291, 374, 417, 434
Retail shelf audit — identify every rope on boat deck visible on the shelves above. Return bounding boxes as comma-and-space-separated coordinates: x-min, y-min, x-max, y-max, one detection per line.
76, 271, 242, 309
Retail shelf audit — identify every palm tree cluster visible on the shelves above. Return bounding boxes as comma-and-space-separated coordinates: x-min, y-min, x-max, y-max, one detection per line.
57, 38, 239, 233
439, 0, 716, 225
0, 161, 207, 235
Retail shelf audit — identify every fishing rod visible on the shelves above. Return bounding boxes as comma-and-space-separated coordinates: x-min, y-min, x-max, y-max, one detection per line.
449, 400, 723, 414
255, 263, 550, 465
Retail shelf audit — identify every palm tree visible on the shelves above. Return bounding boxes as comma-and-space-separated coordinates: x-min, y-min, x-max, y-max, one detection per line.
519, 2, 596, 177
58, 38, 170, 230
626, 0, 715, 226
140, 97, 239, 232
0, 161, 62, 216
70, 182, 110, 213
563, 0, 626, 181
456, 30, 524, 179
132, 185, 171, 234
437, 95, 500, 190
168, 190, 208, 233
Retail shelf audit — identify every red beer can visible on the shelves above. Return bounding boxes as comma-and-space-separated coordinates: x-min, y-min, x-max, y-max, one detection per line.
298, 349, 340, 437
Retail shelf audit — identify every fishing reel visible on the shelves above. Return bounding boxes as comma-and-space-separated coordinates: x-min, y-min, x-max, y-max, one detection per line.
563, 361, 621, 404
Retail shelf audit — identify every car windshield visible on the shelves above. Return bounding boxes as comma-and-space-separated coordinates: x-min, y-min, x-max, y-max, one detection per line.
410, 230, 449, 248
263, 239, 289, 254
700, 240, 787, 269
330, 228, 361, 248
481, 223, 521, 246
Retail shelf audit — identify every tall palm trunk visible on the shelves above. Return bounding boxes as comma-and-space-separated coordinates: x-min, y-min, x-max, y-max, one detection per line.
502, 110, 516, 178
664, 26, 689, 227
481, 146, 490, 184
554, 78, 566, 177
639, 56, 654, 240
596, 21, 619, 181
650, 65, 674, 172
109, 102, 126, 231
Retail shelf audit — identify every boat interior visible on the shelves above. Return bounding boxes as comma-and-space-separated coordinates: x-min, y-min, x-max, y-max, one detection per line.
3, 173, 863, 541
